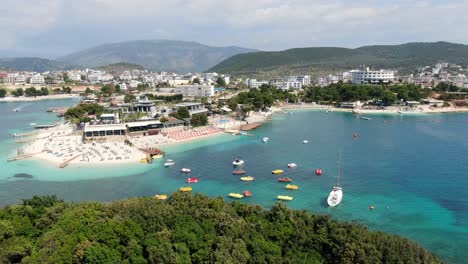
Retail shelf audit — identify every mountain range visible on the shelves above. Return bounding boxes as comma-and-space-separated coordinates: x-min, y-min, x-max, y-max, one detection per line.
0, 41, 467, 76
209, 41, 468, 77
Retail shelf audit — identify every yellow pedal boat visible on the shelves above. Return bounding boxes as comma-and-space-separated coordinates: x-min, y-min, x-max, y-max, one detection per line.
179, 187, 192, 192
272, 169, 284, 175
277, 195, 293, 201
154, 194, 168, 200
240, 176, 254, 181
229, 193, 244, 199
285, 184, 299, 190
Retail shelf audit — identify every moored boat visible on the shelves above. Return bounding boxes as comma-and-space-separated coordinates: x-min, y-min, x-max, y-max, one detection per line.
327, 153, 343, 207
360, 116, 371, 120
243, 190, 252, 197
233, 169, 246, 175
186, 177, 199, 183
232, 157, 244, 166
154, 194, 168, 200
152, 154, 164, 159
164, 159, 175, 167
287, 163, 297, 168
285, 184, 299, 190
179, 186, 192, 192
277, 195, 293, 201
278, 177, 293, 182
262, 137, 269, 143
272, 169, 284, 175
303, 140, 309, 144
229, 193, 244, 199
240, 176, 254, 181
181, 168, 191, 173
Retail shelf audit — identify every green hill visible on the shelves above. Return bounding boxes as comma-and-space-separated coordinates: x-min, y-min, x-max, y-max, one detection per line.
0, 57, 74, 72
58, 40, 256, 73
96, 62, 145, 74
209, 41, 468, 77
0, 194, 441, 263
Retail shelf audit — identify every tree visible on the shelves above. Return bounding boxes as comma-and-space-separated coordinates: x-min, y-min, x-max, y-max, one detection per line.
63, 72, 72, 83
124, 94, 135, 103
216, 77, 226, 87
100, 84, 116, 96
175, 107, 190, 119
12, 88, 24, 97
0, 88, 7, 97
40, 87, 49, 96
62, 87, 72, 94
159, 117, 169, 123
85, 87, 93, 95
192, 78, 201, 84
228, 99, 238, 112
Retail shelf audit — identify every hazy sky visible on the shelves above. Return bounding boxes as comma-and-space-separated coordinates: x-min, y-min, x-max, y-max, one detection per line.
1, 0, 467, 58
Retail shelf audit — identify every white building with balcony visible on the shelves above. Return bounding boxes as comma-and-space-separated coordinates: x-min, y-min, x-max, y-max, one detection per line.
351, 68, 395, 84
174, 85, 214, 97
29, 74, 45, 85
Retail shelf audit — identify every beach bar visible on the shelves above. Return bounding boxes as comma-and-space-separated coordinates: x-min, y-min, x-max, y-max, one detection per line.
84, 123, 127, 139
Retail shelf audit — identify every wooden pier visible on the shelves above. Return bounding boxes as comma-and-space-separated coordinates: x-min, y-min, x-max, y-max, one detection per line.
59, 155, 82, 168
240, 123, 262, 131
7, 150, 45, 162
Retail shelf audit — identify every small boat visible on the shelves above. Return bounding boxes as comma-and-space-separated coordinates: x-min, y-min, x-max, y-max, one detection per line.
243, 190, 252, 197
181, 168, 191, 173
287, 163, 297, 168
272, 169, 284, 175
232, 158, 244, 166
327, 153, 343, 207
285, 184, 299, 190
152, 154, 164, 159
240, 176, 254, 181
277, 195, 293, 201
179, 186, 192, 192
29, 123, 37, 126
229, 193, 244, 199
278, 177, 293, 182
315, 169, 323, 175
186, 177, 199, 183
360, 116, 371, 120
164, 159, 175, 167
262, 137, 269, 143
303, 140, 309, 144
233, 169, 246, 175
154, 194, 168, 200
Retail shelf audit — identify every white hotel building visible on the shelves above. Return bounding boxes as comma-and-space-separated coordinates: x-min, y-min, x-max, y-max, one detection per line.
350, 68, 395, 84
175, 85, 214, 97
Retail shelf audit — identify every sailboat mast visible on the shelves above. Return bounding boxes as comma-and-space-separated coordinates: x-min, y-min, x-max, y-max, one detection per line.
338, 152, 342, 187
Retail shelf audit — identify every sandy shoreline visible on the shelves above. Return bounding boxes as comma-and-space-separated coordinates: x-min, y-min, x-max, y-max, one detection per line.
0, 94, 80, 102
281, 103, 468, 115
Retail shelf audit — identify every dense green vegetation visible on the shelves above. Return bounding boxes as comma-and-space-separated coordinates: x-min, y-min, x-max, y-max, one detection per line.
0, 57, 74, 72
24, 87, 49, 97
96, 62, 145, 74
64, 103, 105, 124
174, 106, 190, 119
11, 88, 24, 97
209, 41, 468, 77
191, 113, 208, 127
145, 93, 183, 102
0, 88, 7, 97
0, 194, 441, 263
301, 83, 431, 105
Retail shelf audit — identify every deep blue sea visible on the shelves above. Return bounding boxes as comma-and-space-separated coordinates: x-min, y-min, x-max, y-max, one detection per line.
0, 100, 467, 263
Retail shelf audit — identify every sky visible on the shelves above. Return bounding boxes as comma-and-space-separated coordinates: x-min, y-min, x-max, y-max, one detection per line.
1, 0, 467, 58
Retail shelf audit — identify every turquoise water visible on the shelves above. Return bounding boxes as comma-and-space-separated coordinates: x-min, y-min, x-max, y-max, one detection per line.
1, 101, 468, 263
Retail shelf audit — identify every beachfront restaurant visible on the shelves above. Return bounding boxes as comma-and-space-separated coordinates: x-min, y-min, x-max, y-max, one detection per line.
174, 102, 209, 116
126, 120, 163, 134
84, 123, 127, 139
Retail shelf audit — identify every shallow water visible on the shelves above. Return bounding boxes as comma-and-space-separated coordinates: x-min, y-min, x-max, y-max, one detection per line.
0, 101, 467, 263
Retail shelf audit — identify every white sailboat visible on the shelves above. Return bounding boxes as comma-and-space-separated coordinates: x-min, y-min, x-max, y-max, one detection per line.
327, 153, 343, 207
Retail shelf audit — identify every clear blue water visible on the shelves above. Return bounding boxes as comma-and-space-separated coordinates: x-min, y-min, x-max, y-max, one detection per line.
0, 101, 467, 263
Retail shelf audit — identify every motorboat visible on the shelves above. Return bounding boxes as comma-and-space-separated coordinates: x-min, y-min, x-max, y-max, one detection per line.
233, 169, 246, 175
243, 190, 252, 197
180, 168, 191, 173
232, 158, 244, 166
262, 137, 269, 143
240, 176, 254, 181
278, 177, 293, 182
285, 184, 299, 190
277, 195, 293, 201
229, 193, 244, 199
154, 194, 168, 200
360, 116, 371, 120
303, 140, 309, 144
287, 163, 297, 168
186, 177, 199, 183
272, 169, 284, 175
327, 153, 343, 207
179, 186, 192, 192
164, 159, 175, 167
29, 123, 37, 126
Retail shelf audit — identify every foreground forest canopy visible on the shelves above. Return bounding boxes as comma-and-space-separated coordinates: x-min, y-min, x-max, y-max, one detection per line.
0, 194, 441, 263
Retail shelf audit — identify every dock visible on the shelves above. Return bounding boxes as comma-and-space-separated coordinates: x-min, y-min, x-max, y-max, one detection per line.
59, 154, 82, 168
35, 124, 57, 129
240, 123, 262, 131
7, 150, 45, 162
